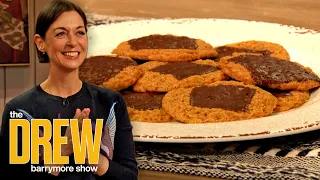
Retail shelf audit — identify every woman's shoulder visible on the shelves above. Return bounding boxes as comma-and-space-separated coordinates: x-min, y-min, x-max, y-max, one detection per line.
6, 86, 39, 108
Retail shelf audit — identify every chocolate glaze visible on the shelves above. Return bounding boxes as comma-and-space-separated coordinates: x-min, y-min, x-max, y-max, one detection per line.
122, 92, 164, 110
151, 62, 218, 80
128, 35, 198, 50
264, 88, 293, 98
228, 55, 320, 86
190, 85, 256, 112
215, 46, 271, 61
271, 91, 293, 98
132, 59, 149, 65
79, 56, 137, 85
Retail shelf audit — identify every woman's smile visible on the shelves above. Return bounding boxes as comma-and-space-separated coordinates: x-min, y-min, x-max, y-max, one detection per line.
62, 51, 80, 59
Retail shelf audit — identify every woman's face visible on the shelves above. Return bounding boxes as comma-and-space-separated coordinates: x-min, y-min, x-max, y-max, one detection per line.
41, 11, 88, 71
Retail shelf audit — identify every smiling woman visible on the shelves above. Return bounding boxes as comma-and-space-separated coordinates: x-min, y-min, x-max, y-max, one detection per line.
33, 1, 87, 65
34, 10, 88, 71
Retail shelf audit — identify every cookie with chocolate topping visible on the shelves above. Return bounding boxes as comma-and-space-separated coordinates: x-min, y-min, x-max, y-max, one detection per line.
111, 34, 218, 62
219, 53, 320, 91
213, 40, 290, 61
79, 55, 142, 91
162, 81, 277, 123
121, 91, 175, 123
133, 60, 228, 92
267, 89, 310, 112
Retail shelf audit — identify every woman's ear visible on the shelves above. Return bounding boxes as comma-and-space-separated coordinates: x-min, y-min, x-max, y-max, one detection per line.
34, 34, 46, 53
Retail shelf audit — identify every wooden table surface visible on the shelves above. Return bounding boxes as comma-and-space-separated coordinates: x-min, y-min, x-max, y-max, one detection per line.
70, 0, 320, 179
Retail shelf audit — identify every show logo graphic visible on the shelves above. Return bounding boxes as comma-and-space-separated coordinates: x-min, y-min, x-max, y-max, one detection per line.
8, 103, 117, 173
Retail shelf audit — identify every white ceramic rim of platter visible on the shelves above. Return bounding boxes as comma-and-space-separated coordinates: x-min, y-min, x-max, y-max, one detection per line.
87, 18, 320, 143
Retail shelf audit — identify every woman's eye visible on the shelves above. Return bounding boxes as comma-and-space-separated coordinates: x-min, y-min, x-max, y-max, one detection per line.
56, 32, 65, 37
77, 31, 86, 36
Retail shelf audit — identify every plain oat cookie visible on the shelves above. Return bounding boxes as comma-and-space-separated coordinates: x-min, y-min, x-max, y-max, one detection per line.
133, 60, 228, 92
162, 81, 277, 123
79, 55, 142, 91
111, 34, 218, 62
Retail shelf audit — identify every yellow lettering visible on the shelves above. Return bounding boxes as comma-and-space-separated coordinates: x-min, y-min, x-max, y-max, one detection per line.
9, 118, 102, 165
72, 119, 102, 164
53, 119, 69, 164
31, 119, 51, 164
9, 119, 30, 164
86, 119, 103, 164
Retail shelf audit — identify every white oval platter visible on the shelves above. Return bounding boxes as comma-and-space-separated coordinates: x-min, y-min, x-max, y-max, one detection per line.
87, 18, 320, 143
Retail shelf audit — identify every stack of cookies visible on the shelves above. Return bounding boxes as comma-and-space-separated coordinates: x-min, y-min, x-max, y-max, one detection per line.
79, 34, 320, 123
